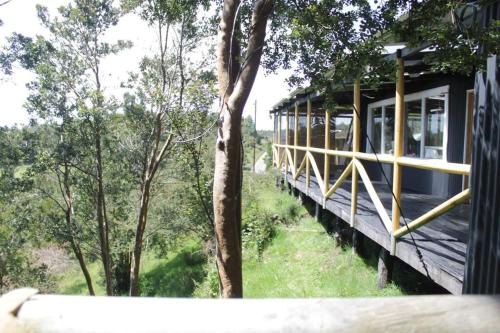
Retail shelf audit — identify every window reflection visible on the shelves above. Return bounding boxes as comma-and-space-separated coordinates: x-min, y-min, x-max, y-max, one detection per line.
424, 96, 445, 159
372, 107, 382, 153
405, 100, 422, 157
384, 105, 395, 154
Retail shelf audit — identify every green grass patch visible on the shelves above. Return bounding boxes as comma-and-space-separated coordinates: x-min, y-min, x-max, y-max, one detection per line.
56, 241, 207, 297
243, 217, 402, 297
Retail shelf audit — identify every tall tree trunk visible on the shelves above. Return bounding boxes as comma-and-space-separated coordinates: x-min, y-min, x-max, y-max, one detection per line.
129, 180, 151, 296
128, 130, 172, 296
67, 217, 96, 296
94, 126, 113, 296
213, 0, 273, 298
63, 168, 95, 296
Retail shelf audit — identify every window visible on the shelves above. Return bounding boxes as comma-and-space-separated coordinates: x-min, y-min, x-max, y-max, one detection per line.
331, 114, 352, 150
368, 86, 448, 160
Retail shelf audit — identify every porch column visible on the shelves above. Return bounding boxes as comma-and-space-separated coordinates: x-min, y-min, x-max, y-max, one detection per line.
324, 109, 331, 196
277, 110, 281, 168
391, 50, 405, 252
306, 98, 312, 193
294, 102, 299, 184
285, 108, 290, 181
351, 79, 361, 227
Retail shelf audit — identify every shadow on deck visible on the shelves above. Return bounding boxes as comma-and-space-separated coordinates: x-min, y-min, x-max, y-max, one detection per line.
284, 171, 470, 294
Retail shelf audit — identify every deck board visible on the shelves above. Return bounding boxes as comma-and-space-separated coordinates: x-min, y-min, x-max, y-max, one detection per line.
286, 172, 470, 294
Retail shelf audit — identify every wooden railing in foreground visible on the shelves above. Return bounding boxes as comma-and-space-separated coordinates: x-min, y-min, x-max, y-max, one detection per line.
272, 57, 471, 254
2, 289, 500, 333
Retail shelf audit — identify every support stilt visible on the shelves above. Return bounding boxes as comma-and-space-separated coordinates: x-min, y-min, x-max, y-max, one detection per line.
377, 247, 393, 289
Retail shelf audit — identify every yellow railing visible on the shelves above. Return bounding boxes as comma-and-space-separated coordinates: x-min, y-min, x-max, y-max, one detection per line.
271, 56, 471, 254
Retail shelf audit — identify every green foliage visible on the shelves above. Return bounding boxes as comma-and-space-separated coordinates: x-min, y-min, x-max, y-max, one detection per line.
139, 247, 206, 297
193, 257, 219, 298
242, 204, 276, 259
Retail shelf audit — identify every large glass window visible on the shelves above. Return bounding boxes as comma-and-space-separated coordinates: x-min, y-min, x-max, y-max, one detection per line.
331, 115, 352, 150
368, 86, 448, 160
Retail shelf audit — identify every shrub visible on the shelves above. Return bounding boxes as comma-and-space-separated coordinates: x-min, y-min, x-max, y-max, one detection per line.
242, 204, 276, 259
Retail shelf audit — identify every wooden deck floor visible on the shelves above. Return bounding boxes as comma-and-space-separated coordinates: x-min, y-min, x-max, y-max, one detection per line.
285, 172, 470, 294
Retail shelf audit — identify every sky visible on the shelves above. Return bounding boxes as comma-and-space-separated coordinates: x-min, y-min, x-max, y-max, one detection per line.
0, 0, 293, 130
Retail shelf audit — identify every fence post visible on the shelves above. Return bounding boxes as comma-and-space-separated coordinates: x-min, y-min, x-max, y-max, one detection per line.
391, 50, 405, 254
306, 98, 312, 194
351, 79, 361, 227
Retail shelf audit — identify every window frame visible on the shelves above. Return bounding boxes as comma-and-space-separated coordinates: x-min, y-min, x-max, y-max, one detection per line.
367, 85, 449, 161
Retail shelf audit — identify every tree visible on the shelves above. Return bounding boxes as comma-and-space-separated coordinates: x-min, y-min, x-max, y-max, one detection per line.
122, 0, 216, 295
213, 0, 274, 298
211, 0, 500, 298
2, 0, 131, 295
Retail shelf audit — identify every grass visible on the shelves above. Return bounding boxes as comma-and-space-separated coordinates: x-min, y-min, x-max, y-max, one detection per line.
57, 261, 106, 295
240, 172, 403, 297
243, 217, 402, 297
56, 241, 206, 297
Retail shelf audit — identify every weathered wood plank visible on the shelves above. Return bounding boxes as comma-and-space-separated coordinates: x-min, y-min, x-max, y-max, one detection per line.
15, 295, 500, 333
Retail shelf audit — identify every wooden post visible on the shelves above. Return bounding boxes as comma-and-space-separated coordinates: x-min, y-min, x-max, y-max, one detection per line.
351, 79, 361, 227
315, 202, 322, 223
324, 109, 331, 196
306, 98, 312, 192
352, 230, 363, 256
391, 51, 405, 253
285, 109, 290, 182
377, 247, 392, 289
294, 102, 299, 185
277, 110, 281, 168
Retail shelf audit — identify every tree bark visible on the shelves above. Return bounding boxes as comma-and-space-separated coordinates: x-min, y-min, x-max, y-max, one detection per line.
94, 125, 113, 296
63, 163, 95, 296
213, 0, 274, 298
129, 180, 151, 296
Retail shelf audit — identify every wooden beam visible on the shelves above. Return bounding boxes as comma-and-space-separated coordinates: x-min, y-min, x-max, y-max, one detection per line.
354, 159, 392, 233
294, 103, 299, 182
306, 98, 312, 191
13, 293, 500, 332
392, 55, 405, 235
325, 161, 353, 198
307, 151, 325, 194
351, 79, 361, 226
394, 189, 470, 239
285, 109, 290, 177
277, 110, 282, 168
274, 145, 470, 176
324, 109, 331, 195
396, 157, 470, 176
285, 148, 295, 175
294, 155, 307, 180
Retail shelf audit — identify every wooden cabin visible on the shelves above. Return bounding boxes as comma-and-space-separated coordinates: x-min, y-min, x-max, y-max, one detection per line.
270, 46, 474, 294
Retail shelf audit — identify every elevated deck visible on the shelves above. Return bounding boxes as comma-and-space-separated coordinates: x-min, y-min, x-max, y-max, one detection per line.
285, 171, 470, 294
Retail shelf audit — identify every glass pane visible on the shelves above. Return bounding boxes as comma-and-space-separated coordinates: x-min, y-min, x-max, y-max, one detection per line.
405, 100, 422, 157
331, 115, 352, 150
372, 107, 382, 153
384, 105, 395, 154
424, 96, 445, 159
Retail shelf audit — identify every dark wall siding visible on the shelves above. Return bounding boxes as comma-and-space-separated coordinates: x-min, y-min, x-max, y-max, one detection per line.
362, 74, 473, 198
